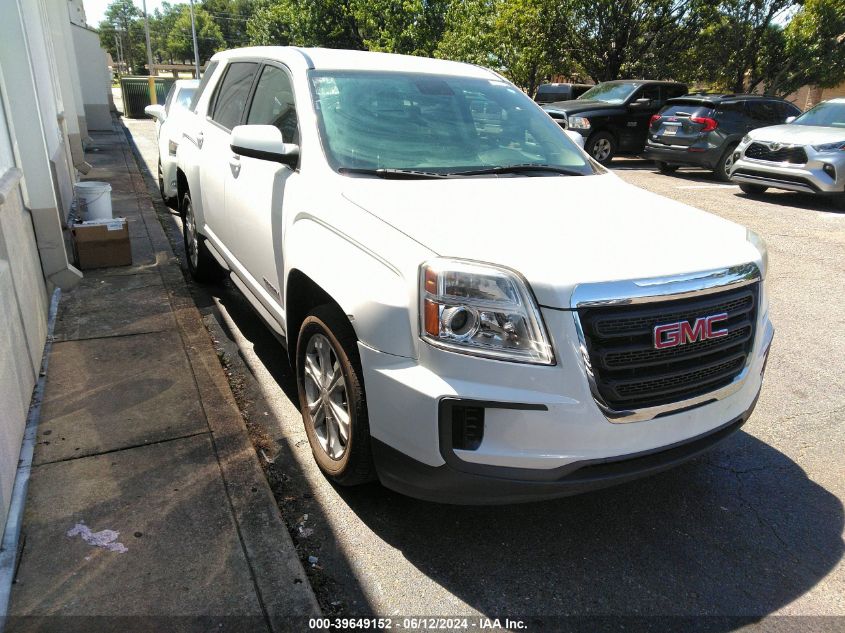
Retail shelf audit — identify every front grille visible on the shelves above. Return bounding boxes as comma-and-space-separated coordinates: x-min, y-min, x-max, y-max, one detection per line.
745, 142, 807, 165
578, 284, 758, 410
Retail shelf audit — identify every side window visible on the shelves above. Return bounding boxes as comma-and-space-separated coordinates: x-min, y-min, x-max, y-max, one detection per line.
747, 100, 781, 124
636, 85, 661, 103
176, 88, 195, 110
715, 101, 744, 124
191, 60, 219, 112
776, 101, 800, 121
246, 65, 300, 144
210, 62, 259, 130
667, 85, 687, 99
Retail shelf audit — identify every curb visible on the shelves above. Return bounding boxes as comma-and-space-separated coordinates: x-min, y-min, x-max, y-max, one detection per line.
117, 117, 321, 628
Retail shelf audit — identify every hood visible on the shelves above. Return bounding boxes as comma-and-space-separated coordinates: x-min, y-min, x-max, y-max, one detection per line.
543, 100, 620, 115
341, 173, 755, 308
748, 124, 845, 145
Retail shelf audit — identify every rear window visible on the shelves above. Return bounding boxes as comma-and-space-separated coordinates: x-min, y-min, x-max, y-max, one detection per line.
659, 102, 713, 118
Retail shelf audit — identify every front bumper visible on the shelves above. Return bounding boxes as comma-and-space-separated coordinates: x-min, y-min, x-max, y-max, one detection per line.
643, 141, 722, 169
360, 294, 774, 504
372, 401, 756, 504
730, 149, 845, 194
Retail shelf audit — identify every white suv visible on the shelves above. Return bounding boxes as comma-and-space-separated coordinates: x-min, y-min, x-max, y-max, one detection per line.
177, 47, 773, 504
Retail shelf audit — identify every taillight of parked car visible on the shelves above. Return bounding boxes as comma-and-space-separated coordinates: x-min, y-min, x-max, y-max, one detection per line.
649, 114, 661, 128
690, 116, 718, 132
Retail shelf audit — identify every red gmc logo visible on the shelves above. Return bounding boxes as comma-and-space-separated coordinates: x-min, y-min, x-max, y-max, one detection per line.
653, 313, 729, 350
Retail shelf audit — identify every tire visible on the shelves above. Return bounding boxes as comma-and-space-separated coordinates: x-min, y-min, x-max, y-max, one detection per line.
181, 192, 224, 283
714, 143, 739, 182
739, 183, 768, 196
656, 161, 678, 174
585, 131, 616, 165
296, 305, 375, 486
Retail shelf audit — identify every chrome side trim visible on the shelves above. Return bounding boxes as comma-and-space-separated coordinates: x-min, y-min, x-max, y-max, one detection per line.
571, 263, 761, 424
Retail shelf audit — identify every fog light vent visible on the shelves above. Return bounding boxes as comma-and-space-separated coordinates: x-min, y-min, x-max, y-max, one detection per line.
822, 163, 836, 180
451, 405, 484, 451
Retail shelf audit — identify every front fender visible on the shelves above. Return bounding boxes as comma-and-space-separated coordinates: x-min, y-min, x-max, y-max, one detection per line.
285, 213, 430, 359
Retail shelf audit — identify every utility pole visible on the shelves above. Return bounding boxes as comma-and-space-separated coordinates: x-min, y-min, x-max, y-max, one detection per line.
189, 0, 201, 79
141, 0, 157, 104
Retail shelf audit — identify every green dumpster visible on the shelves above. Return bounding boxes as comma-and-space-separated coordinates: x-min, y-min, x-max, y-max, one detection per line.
119, 76, 177, 118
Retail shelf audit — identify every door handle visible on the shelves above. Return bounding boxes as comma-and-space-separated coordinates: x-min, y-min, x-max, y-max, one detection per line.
196, 131, 204, 149
229, 154, 241, 177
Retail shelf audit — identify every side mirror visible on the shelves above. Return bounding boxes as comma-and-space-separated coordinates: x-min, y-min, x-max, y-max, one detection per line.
785, 116, 796, 124
630, 98, 653, 108
565, 130, 586, 149
144, 104, 166, 121
230, 125, 299, 168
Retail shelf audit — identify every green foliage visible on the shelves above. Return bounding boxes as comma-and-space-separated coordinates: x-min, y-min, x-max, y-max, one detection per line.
777, 0, 845, 93
95, 0, 845, 99
167, 6, 225, 61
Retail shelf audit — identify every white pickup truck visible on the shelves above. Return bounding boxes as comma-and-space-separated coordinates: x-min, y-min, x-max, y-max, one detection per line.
177, 47, 773, 504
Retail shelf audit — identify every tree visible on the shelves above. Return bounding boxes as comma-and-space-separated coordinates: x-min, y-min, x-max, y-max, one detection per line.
98, 0, 143, 72
687, 0, 797, 93
167, 6, 225, 63
201, 0, 256, 48
247, 0, 365, 49
547, 0, 701, 82
772, 0, 845, 98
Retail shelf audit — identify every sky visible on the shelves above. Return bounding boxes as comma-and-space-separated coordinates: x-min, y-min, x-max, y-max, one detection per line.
83, 0, 190, 27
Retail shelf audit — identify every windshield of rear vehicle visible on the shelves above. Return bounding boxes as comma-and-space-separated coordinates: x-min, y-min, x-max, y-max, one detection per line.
577, 82, 639, 104
792, 101, 845, 128
308, 70, 595, 175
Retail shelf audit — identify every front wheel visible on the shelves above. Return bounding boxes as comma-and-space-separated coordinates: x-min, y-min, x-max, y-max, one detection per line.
739, 183, 768, 196
296, 305, 375, 486
585, 132, 616, 165
181, 192, 224, 282
715, 144, 739, 182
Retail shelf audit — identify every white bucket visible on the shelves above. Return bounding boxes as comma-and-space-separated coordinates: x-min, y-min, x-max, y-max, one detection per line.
74, 181, 113, 221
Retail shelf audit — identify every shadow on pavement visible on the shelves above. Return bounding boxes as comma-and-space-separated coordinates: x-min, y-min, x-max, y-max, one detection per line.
334, 430, 843, 623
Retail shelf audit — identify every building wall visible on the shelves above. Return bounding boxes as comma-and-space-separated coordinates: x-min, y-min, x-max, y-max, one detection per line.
0, 86, 48, 532
0, 0, 82, 534
71, 24, 112, 131
784, 83, 845, 110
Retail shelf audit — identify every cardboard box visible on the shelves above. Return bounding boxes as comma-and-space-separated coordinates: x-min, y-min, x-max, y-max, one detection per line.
72, 218, 132, 270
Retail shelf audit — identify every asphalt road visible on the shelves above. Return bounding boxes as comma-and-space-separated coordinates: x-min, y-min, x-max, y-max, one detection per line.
121, 113, 844, 627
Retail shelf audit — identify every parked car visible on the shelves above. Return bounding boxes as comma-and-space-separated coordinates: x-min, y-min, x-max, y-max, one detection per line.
177, 48, 772, 504
144, 79, 199, 205
542, 80, 688, 164
645, 94, 801, 181
730, 98, 845, 205
534, 83, 592, 104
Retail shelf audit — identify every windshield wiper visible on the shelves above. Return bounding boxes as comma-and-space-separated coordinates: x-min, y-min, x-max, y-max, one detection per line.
445, 164, 586, 177
338, 167, 448, 179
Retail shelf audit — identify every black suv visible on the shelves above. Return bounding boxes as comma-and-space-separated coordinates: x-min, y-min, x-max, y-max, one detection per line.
542, 80, 688, 164
644, 94, 801, 180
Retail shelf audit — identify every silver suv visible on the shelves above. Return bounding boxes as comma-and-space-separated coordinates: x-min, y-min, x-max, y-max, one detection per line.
730, 98, 845, 206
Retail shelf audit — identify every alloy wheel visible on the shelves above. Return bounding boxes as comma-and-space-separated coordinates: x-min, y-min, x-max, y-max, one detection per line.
183, 200, 199, 269
593, 138, 612, 162
303, 333, 350, 460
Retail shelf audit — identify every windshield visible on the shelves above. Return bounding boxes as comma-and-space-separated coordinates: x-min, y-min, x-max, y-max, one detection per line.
792, 101, 845, 128
309, 70, 594, 175
578, 82, 640, 104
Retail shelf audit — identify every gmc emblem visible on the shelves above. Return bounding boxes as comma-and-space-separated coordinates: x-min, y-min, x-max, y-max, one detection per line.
653, 313, 729, 350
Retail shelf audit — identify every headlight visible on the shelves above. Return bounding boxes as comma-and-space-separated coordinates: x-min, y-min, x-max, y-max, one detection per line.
568, 116, 591, 130
420, 259, 554, 365
168, 140, 179, 156
811, 141, 845, 152
746, 228, 768, 279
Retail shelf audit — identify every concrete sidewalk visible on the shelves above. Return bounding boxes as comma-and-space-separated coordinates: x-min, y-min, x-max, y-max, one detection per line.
5, 119, 318, 632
